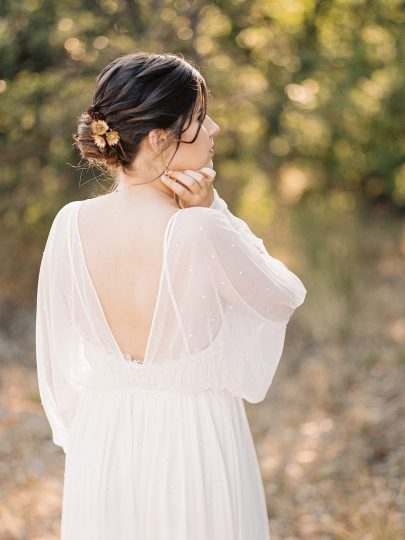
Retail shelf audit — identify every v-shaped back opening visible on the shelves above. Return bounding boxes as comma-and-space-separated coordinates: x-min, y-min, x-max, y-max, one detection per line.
74, 199, 182, 366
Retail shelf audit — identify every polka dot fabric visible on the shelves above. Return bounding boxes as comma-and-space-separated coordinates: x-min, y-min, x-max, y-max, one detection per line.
35, 188, 307, 539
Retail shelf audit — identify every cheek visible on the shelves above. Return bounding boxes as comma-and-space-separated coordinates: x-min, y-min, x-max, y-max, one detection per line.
195, 125, 209, 147
171, 124, 209, 168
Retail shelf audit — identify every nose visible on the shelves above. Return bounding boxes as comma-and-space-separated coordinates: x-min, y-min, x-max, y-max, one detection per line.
208, 116, 220, 137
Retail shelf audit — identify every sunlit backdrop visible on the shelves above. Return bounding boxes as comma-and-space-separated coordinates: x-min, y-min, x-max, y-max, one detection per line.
0, 1, 404, 538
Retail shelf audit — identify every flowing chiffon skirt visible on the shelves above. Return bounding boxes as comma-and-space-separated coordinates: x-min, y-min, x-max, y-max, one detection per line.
61, 387, 271, 540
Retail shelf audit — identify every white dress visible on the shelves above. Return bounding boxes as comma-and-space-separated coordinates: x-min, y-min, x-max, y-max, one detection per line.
35, 187, 307, 540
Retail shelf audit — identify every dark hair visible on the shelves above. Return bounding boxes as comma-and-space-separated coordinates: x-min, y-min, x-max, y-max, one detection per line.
73, 51, 208, 186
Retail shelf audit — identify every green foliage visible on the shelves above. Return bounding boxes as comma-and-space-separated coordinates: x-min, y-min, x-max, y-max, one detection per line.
0, 0, 404, 302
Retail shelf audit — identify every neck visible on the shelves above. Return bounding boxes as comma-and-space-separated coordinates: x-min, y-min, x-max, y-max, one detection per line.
114, 168, 174, 200
114, 171, 178, 208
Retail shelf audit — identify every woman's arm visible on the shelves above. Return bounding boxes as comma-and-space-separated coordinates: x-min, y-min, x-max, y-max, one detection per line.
209, 187, 269, 255
182, 204, 307, 324
35, 207, 80, 453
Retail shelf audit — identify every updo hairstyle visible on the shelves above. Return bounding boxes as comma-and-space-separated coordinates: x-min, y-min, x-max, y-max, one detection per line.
73, 51, 208, 184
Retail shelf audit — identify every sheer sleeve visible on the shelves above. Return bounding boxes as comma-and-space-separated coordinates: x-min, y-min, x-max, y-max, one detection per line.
169, 197, 307, 403
206, 188, 307, 322
35, 205, 81, 453
209, 187, 268, 255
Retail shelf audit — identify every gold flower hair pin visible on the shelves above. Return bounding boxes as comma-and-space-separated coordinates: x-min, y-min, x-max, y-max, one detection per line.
87, 105, 120, 149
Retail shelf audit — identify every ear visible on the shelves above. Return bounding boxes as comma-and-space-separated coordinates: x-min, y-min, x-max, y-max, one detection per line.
148, 128, 170, 155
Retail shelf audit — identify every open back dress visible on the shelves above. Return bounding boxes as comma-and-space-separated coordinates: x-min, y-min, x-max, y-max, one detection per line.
35, 187, 307, 540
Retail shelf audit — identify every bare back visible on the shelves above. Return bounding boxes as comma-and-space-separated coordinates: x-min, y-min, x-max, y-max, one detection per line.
77, 193, 180, 361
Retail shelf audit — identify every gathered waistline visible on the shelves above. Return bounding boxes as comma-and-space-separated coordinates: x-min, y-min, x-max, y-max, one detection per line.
78, 384, 234, 398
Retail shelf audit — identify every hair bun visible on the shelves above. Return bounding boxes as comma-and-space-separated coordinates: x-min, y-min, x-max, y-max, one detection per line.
73, 52, 208, 173
86, 104, 104, 120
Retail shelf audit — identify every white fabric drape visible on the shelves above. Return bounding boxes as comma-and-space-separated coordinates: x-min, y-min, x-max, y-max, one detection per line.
35, 206, 81, 453
35, 187, 307, 454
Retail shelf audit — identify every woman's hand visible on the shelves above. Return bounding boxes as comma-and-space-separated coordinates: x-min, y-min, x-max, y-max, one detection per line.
160, 167, 216, 209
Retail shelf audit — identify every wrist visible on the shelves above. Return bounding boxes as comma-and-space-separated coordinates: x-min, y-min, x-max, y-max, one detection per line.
208, 188, 219, 209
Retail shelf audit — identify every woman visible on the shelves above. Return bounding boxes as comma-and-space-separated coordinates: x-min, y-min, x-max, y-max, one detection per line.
36, 51, 307, 539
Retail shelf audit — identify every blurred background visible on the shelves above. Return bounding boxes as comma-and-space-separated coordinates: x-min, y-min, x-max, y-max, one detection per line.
0, 0, 404, 538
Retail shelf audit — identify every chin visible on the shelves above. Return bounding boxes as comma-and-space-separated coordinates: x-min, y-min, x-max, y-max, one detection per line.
194, 155, 213, 169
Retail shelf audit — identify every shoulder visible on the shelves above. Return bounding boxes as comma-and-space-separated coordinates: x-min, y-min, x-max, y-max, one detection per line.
171, 207, 233, 248
164, 207, 235, 263
52, 200, 80, 218
52, 200, 83, 225
45, 201, 83, 244
175, 206, 229, 234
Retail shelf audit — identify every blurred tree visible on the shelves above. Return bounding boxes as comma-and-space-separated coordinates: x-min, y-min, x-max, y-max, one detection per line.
0, 0, 404, 304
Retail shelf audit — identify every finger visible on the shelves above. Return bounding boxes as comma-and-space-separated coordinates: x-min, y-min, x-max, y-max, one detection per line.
166, 170, 201, 195
182, 170, 205, 188
160, 173, 191, 199
197, 167, 216, 183
182, 170, 205, 183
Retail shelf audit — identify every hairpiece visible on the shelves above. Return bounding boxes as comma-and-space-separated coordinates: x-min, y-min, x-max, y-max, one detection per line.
86, 104, 120, 149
